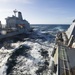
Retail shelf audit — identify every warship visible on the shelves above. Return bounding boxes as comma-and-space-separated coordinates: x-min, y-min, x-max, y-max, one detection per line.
56, 20, 75, 75
0, 10, 31, 40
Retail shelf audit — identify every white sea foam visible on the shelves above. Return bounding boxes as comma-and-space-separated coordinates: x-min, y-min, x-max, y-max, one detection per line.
0, 29, 56, 75
53, 26, 65, 31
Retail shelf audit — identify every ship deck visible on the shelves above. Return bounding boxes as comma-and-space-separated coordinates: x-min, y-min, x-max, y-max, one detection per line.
58, 42, 75, 75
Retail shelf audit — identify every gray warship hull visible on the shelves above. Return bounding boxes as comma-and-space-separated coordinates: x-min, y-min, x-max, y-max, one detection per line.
0, 29, 30, 40
0, 10, 31, 40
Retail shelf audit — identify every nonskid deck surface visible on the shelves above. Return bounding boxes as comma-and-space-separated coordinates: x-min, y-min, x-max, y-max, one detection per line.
59, 45, 71, 75
58, 42, 75, 75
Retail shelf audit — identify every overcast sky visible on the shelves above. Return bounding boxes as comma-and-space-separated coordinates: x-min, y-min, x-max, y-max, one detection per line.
0, 0, 75, 24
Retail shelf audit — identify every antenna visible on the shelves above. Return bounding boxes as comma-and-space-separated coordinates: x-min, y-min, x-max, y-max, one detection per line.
13, 9, 18, 17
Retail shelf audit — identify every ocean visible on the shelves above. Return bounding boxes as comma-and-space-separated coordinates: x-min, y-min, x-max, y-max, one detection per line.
31, 24, 69, 32
0, 24, 70, 75
31, 24, 69, 38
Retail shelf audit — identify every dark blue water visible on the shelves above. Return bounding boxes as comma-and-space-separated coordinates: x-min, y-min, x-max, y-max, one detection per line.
30, 24, 70, 37
31, 24, 69, 32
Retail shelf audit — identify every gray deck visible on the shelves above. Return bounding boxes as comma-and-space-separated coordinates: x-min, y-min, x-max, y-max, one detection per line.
58, 42, 75, 75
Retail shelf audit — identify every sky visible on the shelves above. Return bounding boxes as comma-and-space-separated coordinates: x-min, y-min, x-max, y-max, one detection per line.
0, 0, 75, 24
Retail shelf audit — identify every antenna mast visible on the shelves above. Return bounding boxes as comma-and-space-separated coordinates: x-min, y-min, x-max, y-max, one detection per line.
13, 9, 18, 17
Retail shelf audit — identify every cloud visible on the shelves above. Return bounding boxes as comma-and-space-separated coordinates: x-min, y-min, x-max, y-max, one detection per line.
0, 0, 34, 4
0, 9, 12, 12
15, 0, 33, 4
0, 8, 13, 24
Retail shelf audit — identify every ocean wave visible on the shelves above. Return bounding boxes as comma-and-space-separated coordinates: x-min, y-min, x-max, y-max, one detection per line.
0, 25, 68, 75
52, 26, 65, 32
0, 29, 56, 75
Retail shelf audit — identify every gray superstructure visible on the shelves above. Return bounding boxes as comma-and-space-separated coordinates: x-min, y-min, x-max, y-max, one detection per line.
0, 10, 31, 40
